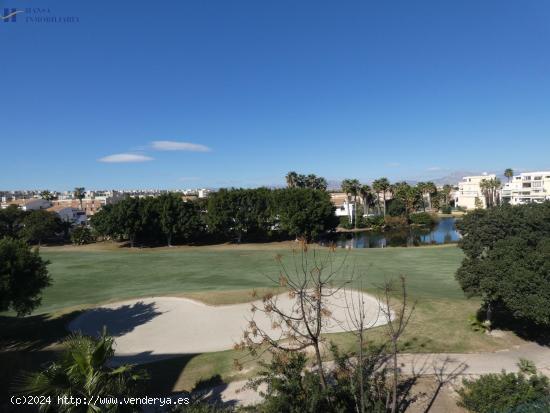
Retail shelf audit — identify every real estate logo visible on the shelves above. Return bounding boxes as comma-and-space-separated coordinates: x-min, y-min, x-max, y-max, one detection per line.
2, 8, 22, 22
1, 4, 79, 24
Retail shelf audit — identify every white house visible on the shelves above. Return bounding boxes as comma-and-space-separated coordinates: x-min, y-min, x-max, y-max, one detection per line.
0, 198, 51, 211
330, 192, 356, 218
47, 205, 88, 225
501, 171, 550, 205
454, 174, 496, 210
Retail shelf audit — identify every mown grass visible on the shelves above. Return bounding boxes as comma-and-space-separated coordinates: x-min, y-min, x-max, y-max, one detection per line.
34, 242, 465, 314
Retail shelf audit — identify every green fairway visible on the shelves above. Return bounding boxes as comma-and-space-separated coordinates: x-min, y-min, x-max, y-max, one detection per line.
37, 243, 465, 314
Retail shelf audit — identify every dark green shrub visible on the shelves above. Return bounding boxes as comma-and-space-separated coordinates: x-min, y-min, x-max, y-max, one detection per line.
409, 212, 435, 226
339, 216, 353, 229
386, 199, 406, 217
440, 205, 452, 214
457, 365, 550, 413
364, 215, 385, 228
71, 226, 95, 245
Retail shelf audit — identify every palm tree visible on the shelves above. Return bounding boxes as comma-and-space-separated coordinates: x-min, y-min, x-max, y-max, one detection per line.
285, 171, 298, 188
314, 176, 328, 191
491, 177, 502, 206
416, 182, 427, 211
441, 184, 453, 206
39, 190, 55, 201
479, 178, 501, 208
504, 168, 514, 183
19, 331, 146, 412
372, 178, 391, 216
341, 179, 360, 226
73, 187, 86, 211
425, 181, 437, 210
479, 179, 491, 208
359, 184, 375, 216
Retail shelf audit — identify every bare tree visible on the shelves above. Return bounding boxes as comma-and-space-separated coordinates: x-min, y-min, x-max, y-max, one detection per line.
238, 241, 350, 395
340, 282, 383, 413
380, 276, 415, 413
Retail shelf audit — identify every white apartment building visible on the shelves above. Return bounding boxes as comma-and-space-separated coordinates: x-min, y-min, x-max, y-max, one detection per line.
454, 174, 496, 210
501, 171, 550, 205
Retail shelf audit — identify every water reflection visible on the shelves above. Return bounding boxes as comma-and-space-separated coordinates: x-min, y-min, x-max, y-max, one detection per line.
328, 217, 461, 249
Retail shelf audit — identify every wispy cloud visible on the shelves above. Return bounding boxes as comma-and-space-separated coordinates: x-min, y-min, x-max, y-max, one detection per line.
151, 141, 211, 152
98, 153, 154, 163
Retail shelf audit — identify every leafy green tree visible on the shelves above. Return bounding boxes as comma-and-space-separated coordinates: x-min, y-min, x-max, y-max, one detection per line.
19, 331, 147, 412
0, 204, 26, 238
157, 194, 182, 247
119, 197, 144, 248
0, 237, 51, 315
457, 362, 550, 413
456, 203, 550, 327
70, 226, 95, 245
39, 190, 55, 201
157, 194, 203, 246
21, 210, 63, 245
274, 188, 338, 240
207, 188, 273, 242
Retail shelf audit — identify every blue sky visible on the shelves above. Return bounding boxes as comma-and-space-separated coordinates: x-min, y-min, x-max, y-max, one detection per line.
1, 0, 550, 190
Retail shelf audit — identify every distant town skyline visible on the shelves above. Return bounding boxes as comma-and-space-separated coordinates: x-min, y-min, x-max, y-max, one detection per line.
2, 1, 550, 189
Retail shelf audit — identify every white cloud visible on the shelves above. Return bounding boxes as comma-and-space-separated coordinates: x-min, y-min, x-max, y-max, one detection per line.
151, 140, 211, 152
98, 153, 154, 163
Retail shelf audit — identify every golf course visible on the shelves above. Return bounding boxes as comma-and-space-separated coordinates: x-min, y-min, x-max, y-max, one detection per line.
1, 242, 526, 397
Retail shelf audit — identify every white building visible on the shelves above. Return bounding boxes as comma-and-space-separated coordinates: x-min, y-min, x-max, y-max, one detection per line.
0, 198, 51, 211
454, 174, 496, 210
501, 171, 550, 205
47, 206, 88, 225
330, 193, 355, 218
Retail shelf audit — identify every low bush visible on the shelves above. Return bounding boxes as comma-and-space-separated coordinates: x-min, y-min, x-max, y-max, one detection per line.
364, 215, 385, 228
440, 205, 452, 214
409, 212, 436, 226
457, 362, 550, 413
383, 216, 408, 228
339, 216, 353, 229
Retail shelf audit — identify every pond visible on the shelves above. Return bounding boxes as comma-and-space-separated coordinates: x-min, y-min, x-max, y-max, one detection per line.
328, 217, 461, 248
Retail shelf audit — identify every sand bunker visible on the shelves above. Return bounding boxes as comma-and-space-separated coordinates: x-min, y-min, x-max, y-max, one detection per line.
68, 290, 387, 364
